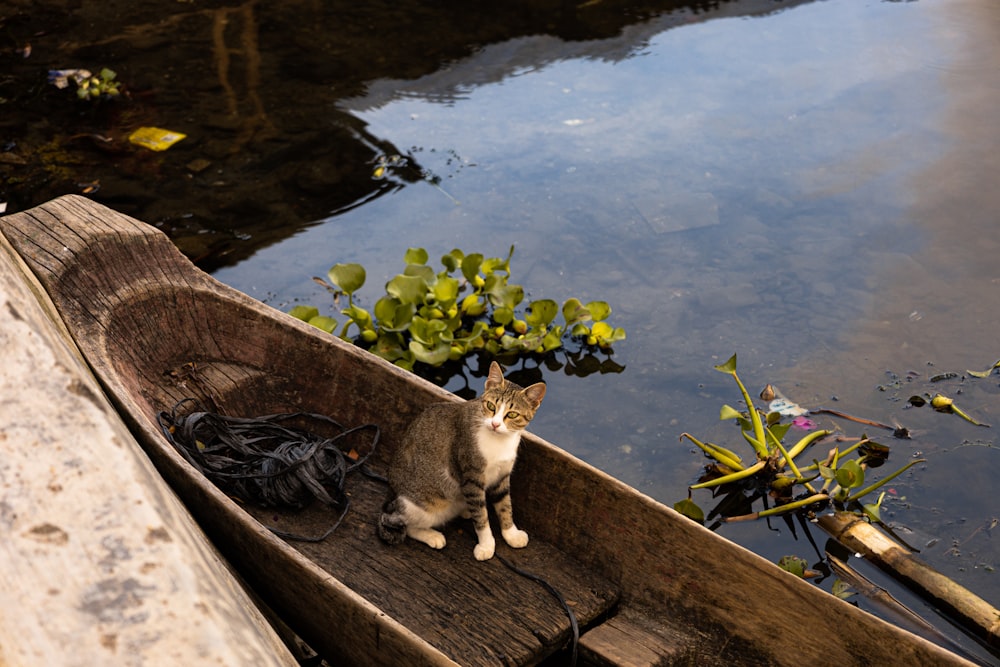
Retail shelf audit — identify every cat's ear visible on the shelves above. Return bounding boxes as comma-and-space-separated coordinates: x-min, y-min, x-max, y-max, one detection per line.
486, 361, 506, 390
523, 382, 546, 408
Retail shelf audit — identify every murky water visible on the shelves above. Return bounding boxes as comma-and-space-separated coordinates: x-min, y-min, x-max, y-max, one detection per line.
3, 0, 998, 657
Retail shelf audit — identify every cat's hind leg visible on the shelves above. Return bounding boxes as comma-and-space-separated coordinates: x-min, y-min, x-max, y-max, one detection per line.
399, 496, 455, 549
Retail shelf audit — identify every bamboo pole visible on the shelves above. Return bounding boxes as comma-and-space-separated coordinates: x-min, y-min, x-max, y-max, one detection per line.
818, 511, 1000, 650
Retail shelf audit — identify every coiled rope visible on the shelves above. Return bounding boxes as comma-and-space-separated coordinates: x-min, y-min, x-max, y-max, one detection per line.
157, 398, 380, 541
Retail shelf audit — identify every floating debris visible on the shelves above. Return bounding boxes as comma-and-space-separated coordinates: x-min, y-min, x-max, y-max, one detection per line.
769, 396, 809, 418
48, 69, 91, 89
128, 127, 187, 151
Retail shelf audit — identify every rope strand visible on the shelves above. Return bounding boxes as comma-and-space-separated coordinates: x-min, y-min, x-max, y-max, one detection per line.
157, 398, 379, 541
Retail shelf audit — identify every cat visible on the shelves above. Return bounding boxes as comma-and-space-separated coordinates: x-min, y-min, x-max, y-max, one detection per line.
377, 361, 545, 561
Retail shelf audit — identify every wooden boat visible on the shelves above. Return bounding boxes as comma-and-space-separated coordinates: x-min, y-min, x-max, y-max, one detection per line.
0, 195, 979, 666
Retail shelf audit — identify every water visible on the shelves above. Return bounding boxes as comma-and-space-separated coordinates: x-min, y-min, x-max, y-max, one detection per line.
4, 0, 998, 657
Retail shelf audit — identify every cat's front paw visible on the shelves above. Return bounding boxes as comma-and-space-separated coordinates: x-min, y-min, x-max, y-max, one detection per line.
502, 527, 529, 549
473, 538, 496, 561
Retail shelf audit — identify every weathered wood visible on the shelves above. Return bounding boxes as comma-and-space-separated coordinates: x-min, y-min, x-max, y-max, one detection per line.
0, 195, 981, 667
819, 511, 1000, 650
579, 610, 691, 667
0, 217, 297, 665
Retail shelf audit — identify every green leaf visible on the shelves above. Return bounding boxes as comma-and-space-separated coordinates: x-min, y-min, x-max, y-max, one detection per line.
409, 339, 451, 366
673, 498, 704, 523
542, 329, 564, 352
404, 247, 429, 265
768, 422, 792, 445
526, 299, 558, 328
777, 555, 807, 578
968, 358, 1000, 378
374, 297, 413, 331
386, 274, 429, 305
831, 579, 856, 601
432, 275, 460, 303
372, 332, 408, 362
713, 353, 738, 375
441, 249, 463, 273
720, 405, 743, 421
453, 321, 489, 344
591, 321, 614, 338
403, 263, 436, 284
487, 281, 524, 310
327, 263, 366, 295
835, 459, 865, 490
482, 245, 514, 275
562, 298, 592, 326
460, 293, 487, 316
592, 322, 626, 346
341, 304, 372, 330
493, 306, 515, 326
409, 316, 451, 346
461, 253, 484, 283
571, 322, 591, 337
862, 499, 883, 523
288, 305, 319, 322
500, 333, 529, 352
307, 315, 337, 334
585, 301, 611, 321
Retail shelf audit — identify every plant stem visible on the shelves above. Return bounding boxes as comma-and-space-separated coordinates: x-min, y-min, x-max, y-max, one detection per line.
689, 459, 766, 490
730, 370, 769, 459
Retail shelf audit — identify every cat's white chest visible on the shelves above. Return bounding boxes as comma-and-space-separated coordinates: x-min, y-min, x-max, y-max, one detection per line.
476, 427, 520, 487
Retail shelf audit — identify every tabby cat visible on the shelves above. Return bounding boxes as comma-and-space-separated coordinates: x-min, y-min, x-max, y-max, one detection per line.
377, 361, 546, 561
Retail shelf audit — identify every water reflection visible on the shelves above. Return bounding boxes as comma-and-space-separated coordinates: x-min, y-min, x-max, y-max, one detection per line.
1, 0, 791, 270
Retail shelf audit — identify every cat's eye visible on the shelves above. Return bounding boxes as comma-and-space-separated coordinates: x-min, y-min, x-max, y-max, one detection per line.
506, 411, 519, 420
484, 401, 496, 413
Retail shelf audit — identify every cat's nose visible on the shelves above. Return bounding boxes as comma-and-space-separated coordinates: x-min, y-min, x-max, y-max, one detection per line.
490, 420, 501, 430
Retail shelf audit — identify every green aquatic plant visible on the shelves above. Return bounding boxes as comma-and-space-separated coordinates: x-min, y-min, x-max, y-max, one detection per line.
907, 392, 990, 428
49, 67, 122, 100
289, 246, 625, 371
675, 354, 925, 525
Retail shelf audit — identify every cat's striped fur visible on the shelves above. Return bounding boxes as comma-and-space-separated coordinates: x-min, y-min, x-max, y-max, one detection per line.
377, 362, 545, 561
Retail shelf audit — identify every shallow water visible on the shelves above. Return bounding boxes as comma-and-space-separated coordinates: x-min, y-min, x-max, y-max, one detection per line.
3, 0, 998, 657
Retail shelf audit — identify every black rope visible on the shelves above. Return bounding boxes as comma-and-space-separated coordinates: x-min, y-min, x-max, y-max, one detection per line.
157, 398, 380, 542
497, 554, 579, 666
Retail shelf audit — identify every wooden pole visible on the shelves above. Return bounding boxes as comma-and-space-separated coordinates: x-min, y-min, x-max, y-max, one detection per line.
818, 511, 1000, 651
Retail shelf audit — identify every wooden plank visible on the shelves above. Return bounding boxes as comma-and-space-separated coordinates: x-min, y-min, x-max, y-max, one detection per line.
577, 606, 772, 667
581, 623, 673, 667
258, 473, 619, 666
0, 219, 297, 665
